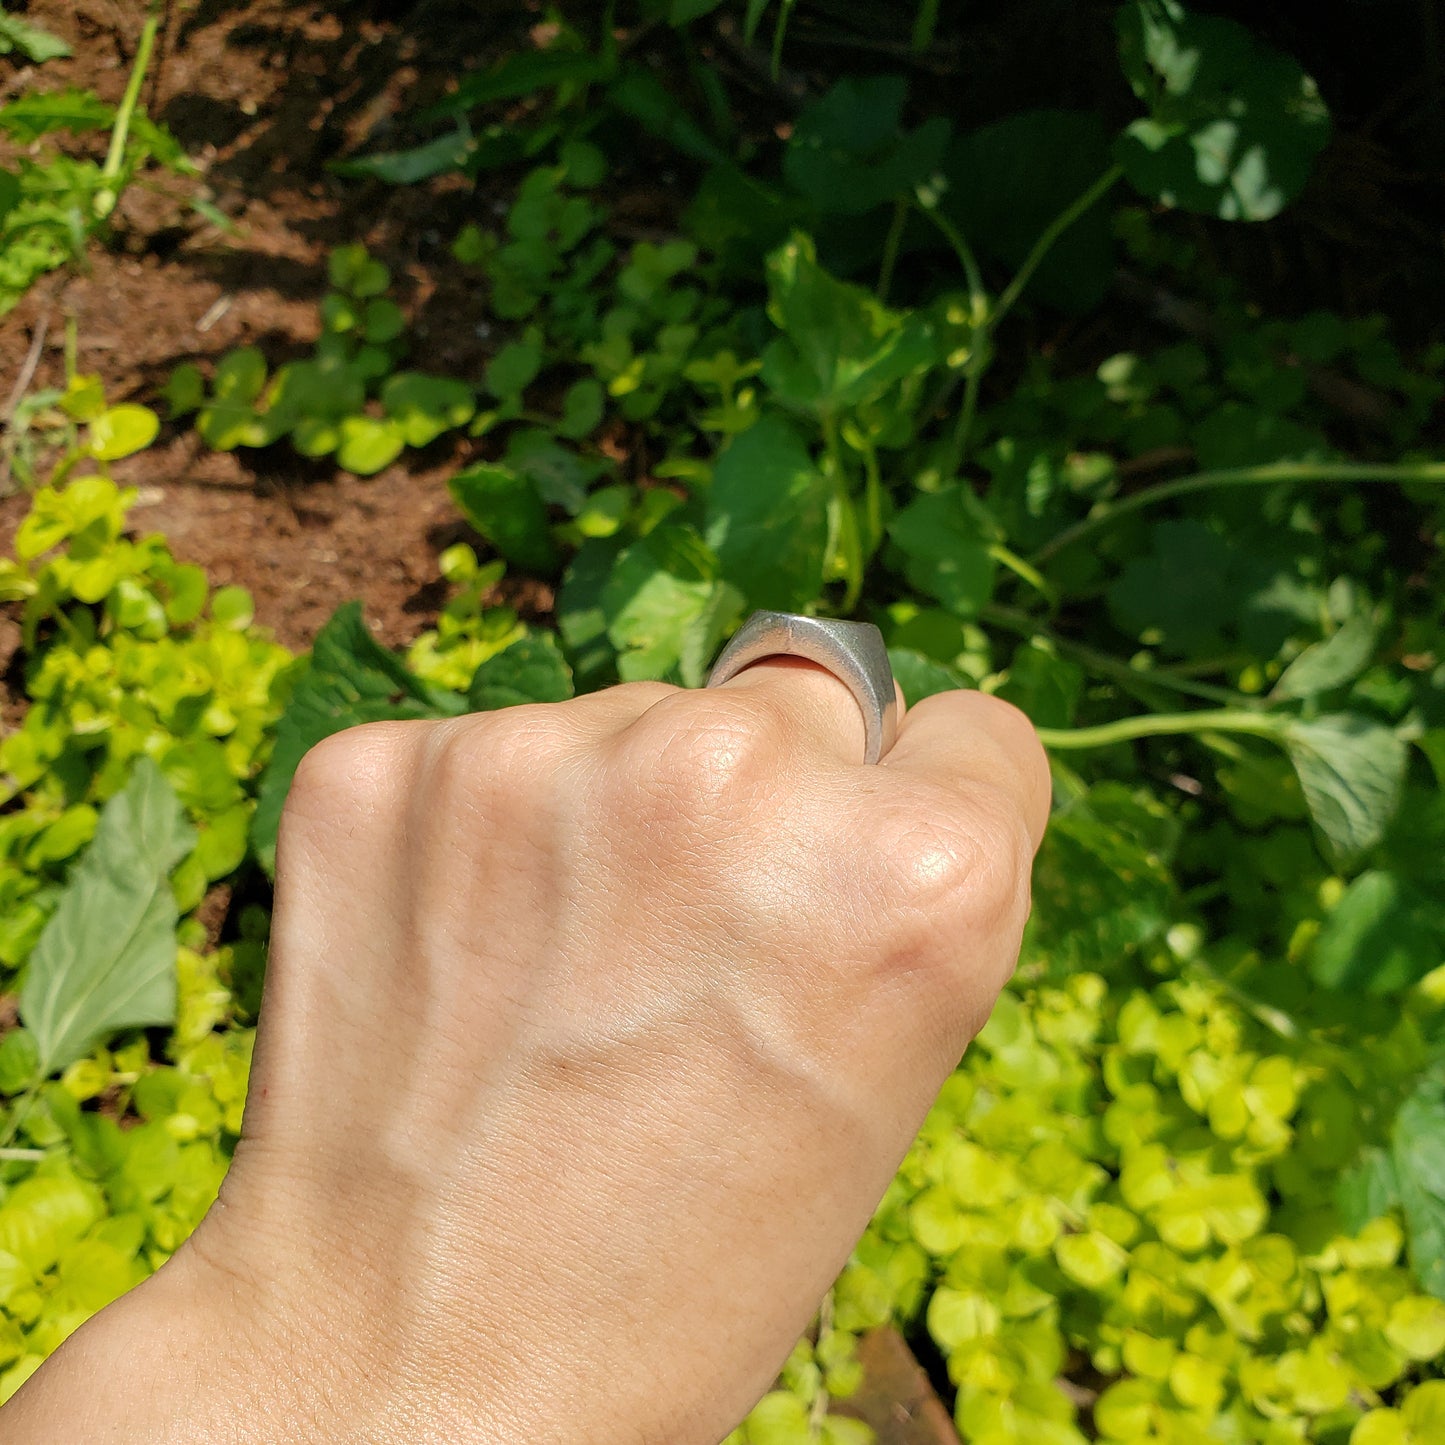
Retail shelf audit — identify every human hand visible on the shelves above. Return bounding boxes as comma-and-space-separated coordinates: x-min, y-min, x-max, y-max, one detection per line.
10, 661, 1049, 1444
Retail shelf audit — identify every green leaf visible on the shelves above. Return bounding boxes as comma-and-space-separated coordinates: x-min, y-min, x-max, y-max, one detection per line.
161, 363, 205, 417
784, 75, 950, 217
484, 335, 545, 401
607, 65, 730, 167
466, 634, 574, 711
996, 639, 1085, 729
251, 603, 463, 875
448, 463, 560, 574
332, 130, 477, 184
1283, 714, 1407, 862
88, 404, 160, 462
1392, 1066, 1445, 1299
888, 486, 998, 617
0, 1029, 39, 1095
380, 372, 476, 446
1116, 0, 1331, 222
1271, 614, 1379, 700
1310, 870, 1445, 994
706, 414, 828, 613
362, 298, 406, 344
212, 346, 268, 404
504, 429, 611, 513
1339, 1147, 1400, 1234
1106, 519, 1241, 655
558, 377, 605, 439
888, 648, 966, 706
0, 13, 71, 62
601, 524, 730, 683
418, 49, 606, 123
762, 233, 938, 416
0, 88, 112, 143
328, 244, 389, 296
942, 109, 1116, 312
19, 759, 194, 1077
669, 0, 726, 20
336, 416, 406, 475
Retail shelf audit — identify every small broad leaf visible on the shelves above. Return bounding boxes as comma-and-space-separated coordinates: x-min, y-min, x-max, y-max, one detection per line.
88, 405, 160, 462
1283, 714, 1407, 862
784, 75, 950, 217
706, 414, 828, 613
1272, 614, 1379, 700
449, 463, 560, 574
250, 603, 463, 875
762, 233, 938, 416
336, 416, 406, 475
888, 486, 998, 617
467, 634, 574, 712
19, 759, 194, 1077
1310, 870, 1445, 994
504, 429, 611, 513
380, 373, 476, 447
888, 648, 967, 706
0, 13, 72, 62
1116, 0, 1331, 222
213, 347, 268, 404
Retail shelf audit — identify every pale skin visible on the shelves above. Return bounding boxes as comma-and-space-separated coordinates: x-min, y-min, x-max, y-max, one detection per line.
4, 659, 1050, 1444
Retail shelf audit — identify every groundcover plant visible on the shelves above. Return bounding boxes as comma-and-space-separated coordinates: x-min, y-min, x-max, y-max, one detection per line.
0, 1, 1443, 1439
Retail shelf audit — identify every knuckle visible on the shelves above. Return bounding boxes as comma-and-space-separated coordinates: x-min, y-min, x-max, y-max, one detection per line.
610, 691, 788, 820
286, 719, 416, 816
869, 784, 1033, 942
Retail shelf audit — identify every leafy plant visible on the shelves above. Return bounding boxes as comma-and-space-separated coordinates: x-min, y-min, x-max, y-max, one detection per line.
164, 245, 474, 475
0, 6, 189, 313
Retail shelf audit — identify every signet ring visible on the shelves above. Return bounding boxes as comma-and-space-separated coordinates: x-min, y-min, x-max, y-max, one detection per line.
705, 611, 900, 764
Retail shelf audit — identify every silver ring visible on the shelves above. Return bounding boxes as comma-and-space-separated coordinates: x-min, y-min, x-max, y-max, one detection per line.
706, 611, 899, 764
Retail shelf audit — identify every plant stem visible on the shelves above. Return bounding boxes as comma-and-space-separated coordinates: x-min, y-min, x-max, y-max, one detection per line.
95, 3, 162, 219
918, 201, 987, 318
911, 0, 940, 51
0, 1087, 39, 1152
951, 357, 983, 473
1035, 708, 1286, 752
770, 0, 797, 79
877, 195, 908, 302
983, 604, 1262, 709
914, 201, 993, 473
990, 165, 1123, 330
1032, 459, 1445, 566
987, 543, 1054, 603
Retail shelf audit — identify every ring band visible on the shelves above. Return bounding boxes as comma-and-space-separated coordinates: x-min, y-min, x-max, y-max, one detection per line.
706, 611, 899, 764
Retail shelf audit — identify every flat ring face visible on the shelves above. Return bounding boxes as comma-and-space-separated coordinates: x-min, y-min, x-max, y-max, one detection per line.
705, 611, 899, 764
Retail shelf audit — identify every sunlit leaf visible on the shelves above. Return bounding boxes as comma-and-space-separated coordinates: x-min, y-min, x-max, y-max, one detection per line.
20, 759, 194, 1077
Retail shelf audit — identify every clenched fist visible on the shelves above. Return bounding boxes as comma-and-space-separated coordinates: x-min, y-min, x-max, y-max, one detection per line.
8, 660, 1049, 1444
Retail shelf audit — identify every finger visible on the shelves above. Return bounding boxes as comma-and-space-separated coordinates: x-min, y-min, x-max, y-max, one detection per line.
708, 655, 872, 768
881, 690, 1052, 849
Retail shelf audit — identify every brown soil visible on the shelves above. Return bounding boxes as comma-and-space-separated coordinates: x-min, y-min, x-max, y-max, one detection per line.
0, 0, 536, 656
